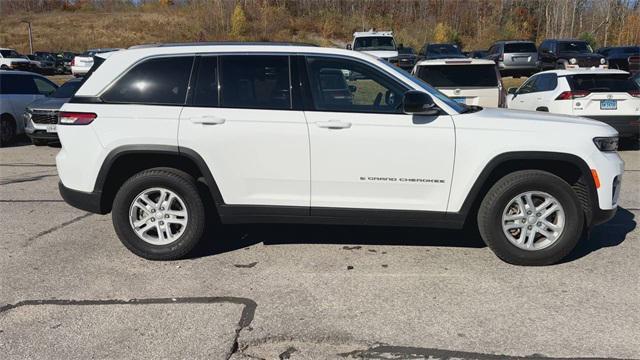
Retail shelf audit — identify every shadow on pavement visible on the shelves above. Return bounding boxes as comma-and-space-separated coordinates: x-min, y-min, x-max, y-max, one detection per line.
563, 207, 636, 263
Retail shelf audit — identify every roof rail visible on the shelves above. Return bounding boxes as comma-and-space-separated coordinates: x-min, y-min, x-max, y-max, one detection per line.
128, 41, 318, 49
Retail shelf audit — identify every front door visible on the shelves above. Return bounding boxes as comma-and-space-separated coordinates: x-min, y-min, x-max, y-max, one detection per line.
303, 55, 455, 212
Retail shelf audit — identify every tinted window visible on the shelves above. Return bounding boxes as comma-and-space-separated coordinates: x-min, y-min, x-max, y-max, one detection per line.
558, 41, 592, 53
102, 56, 194, 105
567, 74, 639, 92
192, 56, 218, 107
398, 47, 414, 54
517, 76, 538, 94
612, 47, 640, 55
220, 55, 290, 110
504, 42, 537, 53
306, 56, 406, 113
416, 65, 498, 87
353, 37, 396, 51
0, 74, 39, 94
0, 49, 21, 58
33, 77, 57, 95
427, 44, 462, 55
536, 74, 557, 92
51, 80, 81, 98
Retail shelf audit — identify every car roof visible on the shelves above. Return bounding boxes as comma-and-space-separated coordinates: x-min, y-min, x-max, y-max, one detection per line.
493, 40, 535, 44
353, 30, 393, 38
415, 58, 496, 66
537, 68, 630, 76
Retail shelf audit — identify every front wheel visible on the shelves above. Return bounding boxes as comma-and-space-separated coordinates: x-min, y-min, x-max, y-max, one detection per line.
477, 170, 584, 266
112, 168, 206, 260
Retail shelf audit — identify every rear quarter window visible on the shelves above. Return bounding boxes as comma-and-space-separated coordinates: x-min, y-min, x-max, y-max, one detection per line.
102, 56, 194, 105
567, 74, 639, 92
416, 64, 498, 87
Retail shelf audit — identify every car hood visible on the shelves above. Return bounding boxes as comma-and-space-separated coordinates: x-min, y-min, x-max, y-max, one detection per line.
458, 107, 617, 135
563, 53, 604, 60
27, 96, 69, 111
361, 50, 399, 59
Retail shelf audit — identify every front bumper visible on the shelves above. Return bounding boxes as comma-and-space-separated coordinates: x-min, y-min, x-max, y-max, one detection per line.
59, 182, 106, 214
592, 207, 617, 226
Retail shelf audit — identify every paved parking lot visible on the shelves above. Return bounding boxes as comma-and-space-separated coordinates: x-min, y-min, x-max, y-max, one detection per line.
0, 141, 638, 359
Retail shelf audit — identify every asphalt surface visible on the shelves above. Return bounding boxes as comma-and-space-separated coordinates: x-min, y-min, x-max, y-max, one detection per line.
0, 140, 638, 360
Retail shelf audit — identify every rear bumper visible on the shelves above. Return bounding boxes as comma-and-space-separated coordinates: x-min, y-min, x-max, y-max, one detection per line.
59, 182, 106, 214
583, 116, 640, 138
27, 130, 59, 141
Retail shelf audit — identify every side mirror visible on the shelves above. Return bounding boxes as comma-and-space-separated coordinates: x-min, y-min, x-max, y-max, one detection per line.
507, 87, 518, 95
348, 85, 357, 93
402, 90, 439, 116
346, 44, 352, 50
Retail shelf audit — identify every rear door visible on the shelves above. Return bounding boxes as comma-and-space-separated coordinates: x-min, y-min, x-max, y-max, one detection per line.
415, 63, 499, 107
178, 54, 310, 207
0, 74, 42, 131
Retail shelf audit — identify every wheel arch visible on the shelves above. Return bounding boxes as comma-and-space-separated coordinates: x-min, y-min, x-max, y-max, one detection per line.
456, 151, 598, 227
95, 145, 224, 215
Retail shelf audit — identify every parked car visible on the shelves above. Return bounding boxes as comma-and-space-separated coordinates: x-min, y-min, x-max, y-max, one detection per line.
34, 51, 66, 74
538, 39, 606, 70
0, 48, 31, 71
347, 30, 399, 63
596, 46, 640, 72
507, 68, 639, 140
26, 53, 56, 75
57, 51, 76, 74
57, 42, 623, 266
486, 40, 538, 77
394, 46, 417, 71
0, 70, 58, 146
468, 50, 488, 59
417, 43, 465, 60
412, 58, 504, 107
25, 78, 82, 146
71, 48, 120, 77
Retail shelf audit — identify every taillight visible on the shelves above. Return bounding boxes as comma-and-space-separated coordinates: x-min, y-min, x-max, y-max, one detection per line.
555, 91, 589, 100
71, 58, 75, 66
629, 90, 640, 98
59, 112, 96, 125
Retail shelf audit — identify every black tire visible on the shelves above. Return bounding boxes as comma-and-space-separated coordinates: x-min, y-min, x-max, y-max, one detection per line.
477, 170, 584, 266
112, 168, 206, 260
0, 115, 16, 147
31, 138, 48, 146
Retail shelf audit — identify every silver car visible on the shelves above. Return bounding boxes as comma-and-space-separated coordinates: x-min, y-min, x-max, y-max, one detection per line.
487, 41, 539, 77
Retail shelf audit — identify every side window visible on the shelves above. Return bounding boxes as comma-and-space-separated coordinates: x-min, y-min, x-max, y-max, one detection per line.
539, 41, 548, 53
0, 74, 39, 94
33, 77, 57, 95
517, 76, 538, 94
305, 56, 406, 113
192, 56, 218, 107
536, 74, 558, 92
220, 55, 290, 110
102, 56, 194, 105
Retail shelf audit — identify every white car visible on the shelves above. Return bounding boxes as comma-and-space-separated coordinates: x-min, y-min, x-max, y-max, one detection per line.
507, 68, 640, 139
0, 48, 31, 71
412, 58, 505, 107
0, 70, 58, 146
347, 30, 399, 62
71, 48, 120, 77
57, 42, 623, 265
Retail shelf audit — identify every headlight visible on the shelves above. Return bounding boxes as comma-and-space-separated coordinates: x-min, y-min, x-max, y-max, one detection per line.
593, 136, 618, 152
600, 58, 606, 64
569, 58, 577, 64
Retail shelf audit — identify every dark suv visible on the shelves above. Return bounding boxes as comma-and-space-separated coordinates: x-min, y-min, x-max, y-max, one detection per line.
417, 43, 465, 60
538, 39, 606, 70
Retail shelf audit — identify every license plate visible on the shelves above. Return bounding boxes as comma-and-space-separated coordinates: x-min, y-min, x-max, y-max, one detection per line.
453, 97, 466, 104
46, 124, 57, 133
600, 99, 617, 110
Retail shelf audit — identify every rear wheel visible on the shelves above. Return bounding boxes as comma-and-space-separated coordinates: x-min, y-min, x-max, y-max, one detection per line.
112, 168, 206, 260
477, 170, 584, 266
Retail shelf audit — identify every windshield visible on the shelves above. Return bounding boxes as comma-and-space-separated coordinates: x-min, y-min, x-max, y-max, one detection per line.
567, 74, 639, 92
427, 44, 462, 55
398, 47, 415, 55
354, 37, 396, 51
558, 42, 593, 53
416, 65, 498, 87
0, 49, 21, 58
376, 59, 467, 113
504, 42, 537, 53
50, 80, 82, 98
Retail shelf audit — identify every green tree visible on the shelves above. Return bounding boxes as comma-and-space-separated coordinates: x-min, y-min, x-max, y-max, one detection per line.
578, 32, 597, 49
231, 4, 247, 37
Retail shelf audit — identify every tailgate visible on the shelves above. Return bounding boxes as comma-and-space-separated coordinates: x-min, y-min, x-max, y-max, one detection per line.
74, 56, 94, 68
504, 52, 537, 66
572, 93, 639, 115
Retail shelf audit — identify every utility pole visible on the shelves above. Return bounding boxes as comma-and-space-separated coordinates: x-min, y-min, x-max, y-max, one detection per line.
21, 20, 33, 54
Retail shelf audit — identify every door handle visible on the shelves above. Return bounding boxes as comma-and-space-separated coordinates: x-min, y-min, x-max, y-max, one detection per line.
315, 120, 352, 129
189, 115, 226, 125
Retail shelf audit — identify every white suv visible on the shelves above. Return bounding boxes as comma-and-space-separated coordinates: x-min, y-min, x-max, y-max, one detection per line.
347, 30, 399, 63
507, 68, 640, 140
57, 43, 624, 265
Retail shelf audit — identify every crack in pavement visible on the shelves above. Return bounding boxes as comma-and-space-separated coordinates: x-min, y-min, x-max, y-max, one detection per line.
23, 213, 93, 246
0, 174, 57, 185
0, 296, 257, 360
0, 163, 56, 167
0, 200, 64, 203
